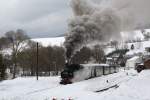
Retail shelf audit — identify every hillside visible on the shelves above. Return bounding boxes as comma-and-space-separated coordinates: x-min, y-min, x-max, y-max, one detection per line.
126, 40, 150, 56
32, 37, 65, 47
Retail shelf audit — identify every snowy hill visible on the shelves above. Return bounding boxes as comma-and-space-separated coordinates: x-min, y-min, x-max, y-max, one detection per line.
32, 37, 65, 47
2, 69, 150, 100
126, 40, 150, 56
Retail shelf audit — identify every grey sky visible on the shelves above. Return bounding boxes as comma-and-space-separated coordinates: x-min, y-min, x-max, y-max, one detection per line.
0, 0, 71, 38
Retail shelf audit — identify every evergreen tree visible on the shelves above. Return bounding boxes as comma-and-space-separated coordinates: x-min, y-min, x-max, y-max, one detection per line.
0, 54, 6, 81
131, 44, 134, 50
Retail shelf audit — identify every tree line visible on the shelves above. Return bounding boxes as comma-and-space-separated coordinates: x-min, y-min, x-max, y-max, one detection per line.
0, 29, 105, 80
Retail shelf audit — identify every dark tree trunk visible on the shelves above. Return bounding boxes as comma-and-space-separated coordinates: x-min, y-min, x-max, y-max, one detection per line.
22, 66, 24, 76
49, 65, 51, 76
13, 56, 17, 79
31, 66, 34, 76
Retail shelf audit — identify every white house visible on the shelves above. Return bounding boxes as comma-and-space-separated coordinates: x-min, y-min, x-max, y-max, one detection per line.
126, 56, 142, 69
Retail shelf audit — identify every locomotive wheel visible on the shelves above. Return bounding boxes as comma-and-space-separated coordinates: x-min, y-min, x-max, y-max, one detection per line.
59, 78, 72, 85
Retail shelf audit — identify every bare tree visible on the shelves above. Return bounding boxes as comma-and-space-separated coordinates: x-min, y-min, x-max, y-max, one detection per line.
92, 45, 105, 63
48, 46, 65, 74
0, 37, 10, 50
5, 29, 29, 78
110, 40, 119, 50
17, 41, 42, 76
71, 47, 92, 64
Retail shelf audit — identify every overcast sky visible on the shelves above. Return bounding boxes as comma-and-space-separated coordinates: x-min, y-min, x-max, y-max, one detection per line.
0, 0, 71, 38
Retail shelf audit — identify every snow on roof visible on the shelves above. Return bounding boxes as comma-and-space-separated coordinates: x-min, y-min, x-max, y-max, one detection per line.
139, 63, 144, 65
81, 63, 109, 67
104, 47, 115, 55
32, 37, 65, 47
128, 56, 140, 61
107, 57, 113, 60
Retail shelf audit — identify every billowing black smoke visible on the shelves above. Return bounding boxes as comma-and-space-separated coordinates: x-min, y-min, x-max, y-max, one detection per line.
64, 0, 121, 63
64, 0, 150, 63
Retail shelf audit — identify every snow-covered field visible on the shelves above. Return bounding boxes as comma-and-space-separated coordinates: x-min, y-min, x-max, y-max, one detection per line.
32, 37, 65, 47
1, 69, 150, 100
2, 33, 150, 100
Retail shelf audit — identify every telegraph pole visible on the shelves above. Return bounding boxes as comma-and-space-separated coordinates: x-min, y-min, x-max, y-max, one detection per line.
36, 42, 39, 80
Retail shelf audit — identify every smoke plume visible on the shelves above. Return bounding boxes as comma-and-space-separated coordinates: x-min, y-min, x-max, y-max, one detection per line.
64, 0, 150, 62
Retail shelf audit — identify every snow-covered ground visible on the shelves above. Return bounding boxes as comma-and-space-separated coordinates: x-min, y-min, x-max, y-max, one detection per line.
1, 69, 149, 100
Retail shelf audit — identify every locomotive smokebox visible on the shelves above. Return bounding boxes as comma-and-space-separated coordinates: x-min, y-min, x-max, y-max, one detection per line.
60, 63, 83, 85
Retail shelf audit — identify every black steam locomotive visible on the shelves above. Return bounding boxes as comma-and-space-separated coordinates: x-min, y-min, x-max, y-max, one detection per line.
60, 63, 119, 85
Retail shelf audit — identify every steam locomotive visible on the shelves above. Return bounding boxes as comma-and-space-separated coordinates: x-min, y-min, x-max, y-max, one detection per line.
60, 63, 119, 84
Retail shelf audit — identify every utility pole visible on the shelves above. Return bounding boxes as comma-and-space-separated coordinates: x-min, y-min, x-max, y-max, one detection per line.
36, 42, 39, 80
